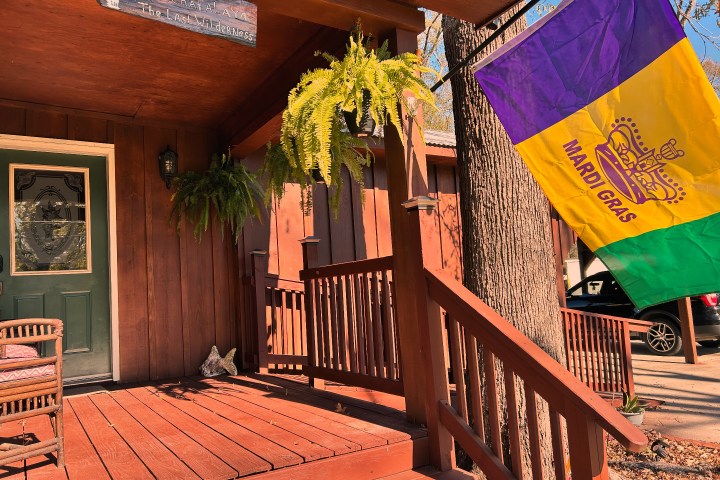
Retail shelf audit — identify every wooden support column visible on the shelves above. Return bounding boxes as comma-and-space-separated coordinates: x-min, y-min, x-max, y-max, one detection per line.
251, 250, 270, 374
678, 297, 698, 364
382, 27, 431, 424
301, 237, 325, 390
405, 197, 455, 471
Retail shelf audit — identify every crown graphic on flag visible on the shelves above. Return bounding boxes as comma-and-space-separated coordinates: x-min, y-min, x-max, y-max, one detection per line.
596, 118, 686, 205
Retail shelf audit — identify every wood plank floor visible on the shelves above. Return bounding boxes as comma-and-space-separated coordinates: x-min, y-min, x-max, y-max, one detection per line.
0, 375, 426, 480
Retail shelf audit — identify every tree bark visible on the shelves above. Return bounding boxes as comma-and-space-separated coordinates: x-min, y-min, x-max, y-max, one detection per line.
443, 7, 566, 477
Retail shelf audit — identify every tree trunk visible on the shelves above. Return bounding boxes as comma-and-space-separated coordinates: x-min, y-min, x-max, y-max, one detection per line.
443, 7, 565, 477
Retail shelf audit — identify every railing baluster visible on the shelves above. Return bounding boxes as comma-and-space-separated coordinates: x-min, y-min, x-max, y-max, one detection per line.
336, 276, 349, 371
299, 291, 307, 357
591, 315, 601, 391
315, 279, 326, 369
270, 288, 278, 361
345, 274, 358, 373
483, 349, 503, 463
328, 277, 340, 370
600, 316, 610, 392
354, 274, 367, 375
321, 279, 333, 369
464, 332, 484, 439
613, 318, 622, 394
371, 272, 385, 378
280, 288, 287, 368
448, 315, 467, 422
503, 367, 523, 478
549, 408, 568, 480
525, 387, 543, 480
362, 274, 376, 376
580, 313, 591, 388
293, 291, 302, 359
381, 271, 396, 380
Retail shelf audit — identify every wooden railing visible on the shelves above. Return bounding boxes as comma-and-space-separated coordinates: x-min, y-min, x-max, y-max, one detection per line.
300, 243, 402, 395
562, 308, 652, 398
424, 268, 647, 479
251, 252, 308, 373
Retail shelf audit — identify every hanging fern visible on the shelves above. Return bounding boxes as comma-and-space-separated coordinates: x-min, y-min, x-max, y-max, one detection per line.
263, 26, 439, 214
172, 149, 263, 242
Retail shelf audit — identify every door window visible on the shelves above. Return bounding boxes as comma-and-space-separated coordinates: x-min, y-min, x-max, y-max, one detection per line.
10, 164, 91, 274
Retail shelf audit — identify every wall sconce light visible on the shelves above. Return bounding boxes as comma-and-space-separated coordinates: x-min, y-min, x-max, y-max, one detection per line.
158, 145, 179, 189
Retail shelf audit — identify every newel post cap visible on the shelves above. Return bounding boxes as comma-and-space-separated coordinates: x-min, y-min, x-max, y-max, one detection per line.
402, 196, 438, 211
300, 236, 321, 244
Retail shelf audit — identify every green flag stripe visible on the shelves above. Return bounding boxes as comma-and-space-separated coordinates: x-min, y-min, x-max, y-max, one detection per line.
596, 212, 720, 308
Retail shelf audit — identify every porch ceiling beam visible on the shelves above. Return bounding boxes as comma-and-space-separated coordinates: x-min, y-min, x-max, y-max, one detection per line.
221, 26, 349, 155
253, 0, 425, 35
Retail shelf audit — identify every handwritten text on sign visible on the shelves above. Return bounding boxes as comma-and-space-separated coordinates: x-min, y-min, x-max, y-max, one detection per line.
97, 0, 257, 47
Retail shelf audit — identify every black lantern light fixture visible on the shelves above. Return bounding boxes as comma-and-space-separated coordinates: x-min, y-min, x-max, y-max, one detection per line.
158, 145, 179, 189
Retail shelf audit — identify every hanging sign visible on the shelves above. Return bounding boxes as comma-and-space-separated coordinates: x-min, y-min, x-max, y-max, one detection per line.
97, 0, 257, 47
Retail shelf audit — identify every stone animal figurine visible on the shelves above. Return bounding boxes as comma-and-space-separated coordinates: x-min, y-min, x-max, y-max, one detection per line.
200, 346, 237, 377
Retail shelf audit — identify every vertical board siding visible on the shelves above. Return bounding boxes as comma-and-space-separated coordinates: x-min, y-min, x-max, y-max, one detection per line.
25, 109, 68, 139
0, 105, 239, 383
115, 122, 151, 382
178, 129, 219, 376
143, 126, 184, 380
275, 184, 306, 279
0, 105, 26, 135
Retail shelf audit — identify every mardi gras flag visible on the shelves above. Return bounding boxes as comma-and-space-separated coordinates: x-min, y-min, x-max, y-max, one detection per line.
474, 0, 720, 308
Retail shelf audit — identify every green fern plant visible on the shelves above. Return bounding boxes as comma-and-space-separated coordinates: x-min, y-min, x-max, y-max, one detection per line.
263, 26, 438, 213
172, 149, 263, 242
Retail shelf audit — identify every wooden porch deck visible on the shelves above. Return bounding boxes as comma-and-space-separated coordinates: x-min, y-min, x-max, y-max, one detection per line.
0, 375, 428, 480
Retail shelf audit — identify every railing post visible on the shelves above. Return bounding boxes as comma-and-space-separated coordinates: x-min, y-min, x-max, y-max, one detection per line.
301, 237, 324, 390
566, 404, 609, 480
620, 322, 635, 398
678, 297, 698, 364
251, 250, 270, 374
403, 197, 455, 471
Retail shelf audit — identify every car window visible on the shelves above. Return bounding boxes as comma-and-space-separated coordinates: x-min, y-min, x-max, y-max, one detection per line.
586, 280, 603, 295
602, 280, 623, 295
568, 278, 604, 296
568, 285, 583, 296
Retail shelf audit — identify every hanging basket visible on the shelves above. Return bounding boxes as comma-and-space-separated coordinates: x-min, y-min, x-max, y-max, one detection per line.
343, 90, 376, 137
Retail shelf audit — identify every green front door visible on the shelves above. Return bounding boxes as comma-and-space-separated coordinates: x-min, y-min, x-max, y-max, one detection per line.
0, 148, 111, 383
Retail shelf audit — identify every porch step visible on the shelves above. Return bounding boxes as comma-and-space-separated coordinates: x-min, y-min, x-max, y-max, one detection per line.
253, 436, 429, 480
375, 466, 476, 480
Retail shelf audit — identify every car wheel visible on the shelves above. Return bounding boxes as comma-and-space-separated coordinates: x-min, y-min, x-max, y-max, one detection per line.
643, 318, 682, 356
699, 340, 720, 348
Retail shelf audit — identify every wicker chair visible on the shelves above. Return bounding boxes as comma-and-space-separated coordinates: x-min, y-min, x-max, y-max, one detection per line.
0, 319, 64, 468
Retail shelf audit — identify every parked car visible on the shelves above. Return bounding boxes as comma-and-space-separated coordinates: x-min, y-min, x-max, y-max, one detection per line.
566, 271, 720, 355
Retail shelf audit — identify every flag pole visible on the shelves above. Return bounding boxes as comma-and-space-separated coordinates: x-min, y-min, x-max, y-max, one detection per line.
430, 0, 542, 93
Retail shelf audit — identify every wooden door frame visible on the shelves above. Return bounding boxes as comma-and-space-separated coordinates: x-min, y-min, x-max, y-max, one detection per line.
0, 134, 119, 381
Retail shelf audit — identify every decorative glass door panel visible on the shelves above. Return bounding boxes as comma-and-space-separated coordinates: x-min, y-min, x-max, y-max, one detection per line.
11, 165, 91, 274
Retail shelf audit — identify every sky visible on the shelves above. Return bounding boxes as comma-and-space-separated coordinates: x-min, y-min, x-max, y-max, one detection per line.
528, 0, 720, 63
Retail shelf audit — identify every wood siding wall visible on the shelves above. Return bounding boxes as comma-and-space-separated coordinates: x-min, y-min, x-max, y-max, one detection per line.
0, 104, 238, 383
0, 103, 463, 379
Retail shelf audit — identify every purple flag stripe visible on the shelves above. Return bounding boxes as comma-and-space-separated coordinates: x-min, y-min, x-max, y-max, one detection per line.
474, 0, 685, 144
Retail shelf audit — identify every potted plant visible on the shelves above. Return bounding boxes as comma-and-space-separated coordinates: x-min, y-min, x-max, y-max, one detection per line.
618, 392, 645, 426
262, 25, 438, 213
171, 149, 263, 241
